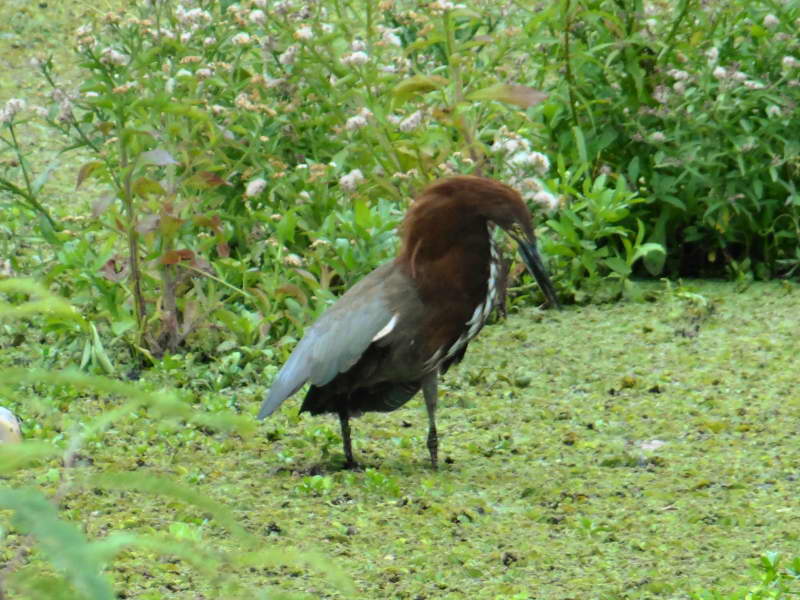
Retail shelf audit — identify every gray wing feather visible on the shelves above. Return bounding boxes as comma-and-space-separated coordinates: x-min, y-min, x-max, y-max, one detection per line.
258, 263, 397, 419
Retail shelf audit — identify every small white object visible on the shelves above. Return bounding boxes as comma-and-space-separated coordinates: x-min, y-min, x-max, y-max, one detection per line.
0, 407, 21, 444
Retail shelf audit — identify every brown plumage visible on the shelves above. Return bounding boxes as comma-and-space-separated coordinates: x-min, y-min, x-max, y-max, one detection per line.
259, 175, 558, 469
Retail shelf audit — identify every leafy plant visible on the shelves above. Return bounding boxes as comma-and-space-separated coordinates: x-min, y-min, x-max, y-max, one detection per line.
538, 168, 664, 302
693, 552, 800, 599
536, 0, 800, 279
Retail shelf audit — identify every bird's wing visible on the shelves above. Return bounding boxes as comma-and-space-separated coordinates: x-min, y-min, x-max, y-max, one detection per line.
258, 262, 399, 419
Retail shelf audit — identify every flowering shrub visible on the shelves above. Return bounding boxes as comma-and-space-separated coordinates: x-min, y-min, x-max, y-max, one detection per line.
4, 0, 798, 364
4, 0, 567, 361
538, 0, 800, 279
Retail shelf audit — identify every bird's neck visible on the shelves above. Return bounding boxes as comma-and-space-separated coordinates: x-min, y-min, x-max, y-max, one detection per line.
398, 219, 497, 307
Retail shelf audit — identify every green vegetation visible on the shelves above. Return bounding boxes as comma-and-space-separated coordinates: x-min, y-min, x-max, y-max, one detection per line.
3, 280, 800, 598
1, 0, 800, 598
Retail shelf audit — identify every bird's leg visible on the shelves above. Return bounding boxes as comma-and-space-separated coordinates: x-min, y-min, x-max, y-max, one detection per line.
338, 408, 358, 469
422, 372, 439, 470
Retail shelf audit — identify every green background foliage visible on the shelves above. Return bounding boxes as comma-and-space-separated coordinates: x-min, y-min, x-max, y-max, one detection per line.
1, 0, 800, 598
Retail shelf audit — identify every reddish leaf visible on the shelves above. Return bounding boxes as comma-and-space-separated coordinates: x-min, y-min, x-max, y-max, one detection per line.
196, 171, 230, 188
100, 257, 129, 282
276, 283, 308, 306
193, 214, 222, 233
160, 249, 195, 265
216, 242, 230, 258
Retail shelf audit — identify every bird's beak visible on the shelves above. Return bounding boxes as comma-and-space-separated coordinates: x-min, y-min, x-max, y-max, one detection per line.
516, 237, 560, 309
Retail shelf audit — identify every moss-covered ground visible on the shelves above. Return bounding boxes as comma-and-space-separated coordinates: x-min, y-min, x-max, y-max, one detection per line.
4, 280, 800, 598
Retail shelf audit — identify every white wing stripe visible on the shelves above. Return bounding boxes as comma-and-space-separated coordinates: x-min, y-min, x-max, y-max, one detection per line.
372, 314, 399, 342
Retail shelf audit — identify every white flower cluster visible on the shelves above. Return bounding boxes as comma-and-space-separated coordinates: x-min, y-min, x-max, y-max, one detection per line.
75, 23, 96, 50
377, 25, 402, 47
232, 32, 252, 46
512, 177, 559, 212
245, 177, 267, 198
712, 65, 766, 89
667, 69, 689, 80
279, 45, 299, 65
430, 0, 464, 12
100, 47, 128, 66
249, 9, 266, 25
398, 110, 423, 133
492, 131, 551, 177
175, 5, 212, 26
766, 105, 782, 118
295, 25, 313, 40
342, 51, 368, 67
51, 88, 75, 123
345, 107, 373, 132
0, 258, 16, 278
0, 98, 26, 125
782, 56, 800, 69
339, 168, 364, 192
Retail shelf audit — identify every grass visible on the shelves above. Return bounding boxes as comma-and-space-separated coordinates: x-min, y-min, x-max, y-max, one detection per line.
4, 280, 800, 598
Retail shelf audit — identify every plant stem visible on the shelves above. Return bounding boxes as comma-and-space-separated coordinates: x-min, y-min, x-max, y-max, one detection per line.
563, 0, 579, 126
5, 124, 61, 232
117, 118, 147, 355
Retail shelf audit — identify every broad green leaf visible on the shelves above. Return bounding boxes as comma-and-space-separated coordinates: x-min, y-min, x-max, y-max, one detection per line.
391, 75, 449, 103
354, 198, 371, 229
572, 126, 588, 164
627, 156, 640, 183
604, 256, 631, 277
76, 161, 104, 190
132, 176, 166, 198
90, 322, 115, 375
632, 242, 666, 264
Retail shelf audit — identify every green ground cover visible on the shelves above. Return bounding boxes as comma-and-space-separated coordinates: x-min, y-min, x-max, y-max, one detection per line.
3, 281, 800, 598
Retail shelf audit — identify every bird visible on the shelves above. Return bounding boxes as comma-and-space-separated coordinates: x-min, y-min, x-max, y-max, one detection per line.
258, 175, 559, 469
0, 407, 22, 444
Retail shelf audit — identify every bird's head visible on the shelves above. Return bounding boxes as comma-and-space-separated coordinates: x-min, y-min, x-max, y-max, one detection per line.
402, 176, 559, 308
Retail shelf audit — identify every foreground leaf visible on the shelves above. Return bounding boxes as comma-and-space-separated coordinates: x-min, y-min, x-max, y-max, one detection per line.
467, 84, 548, 108
0, 488, 115, 600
